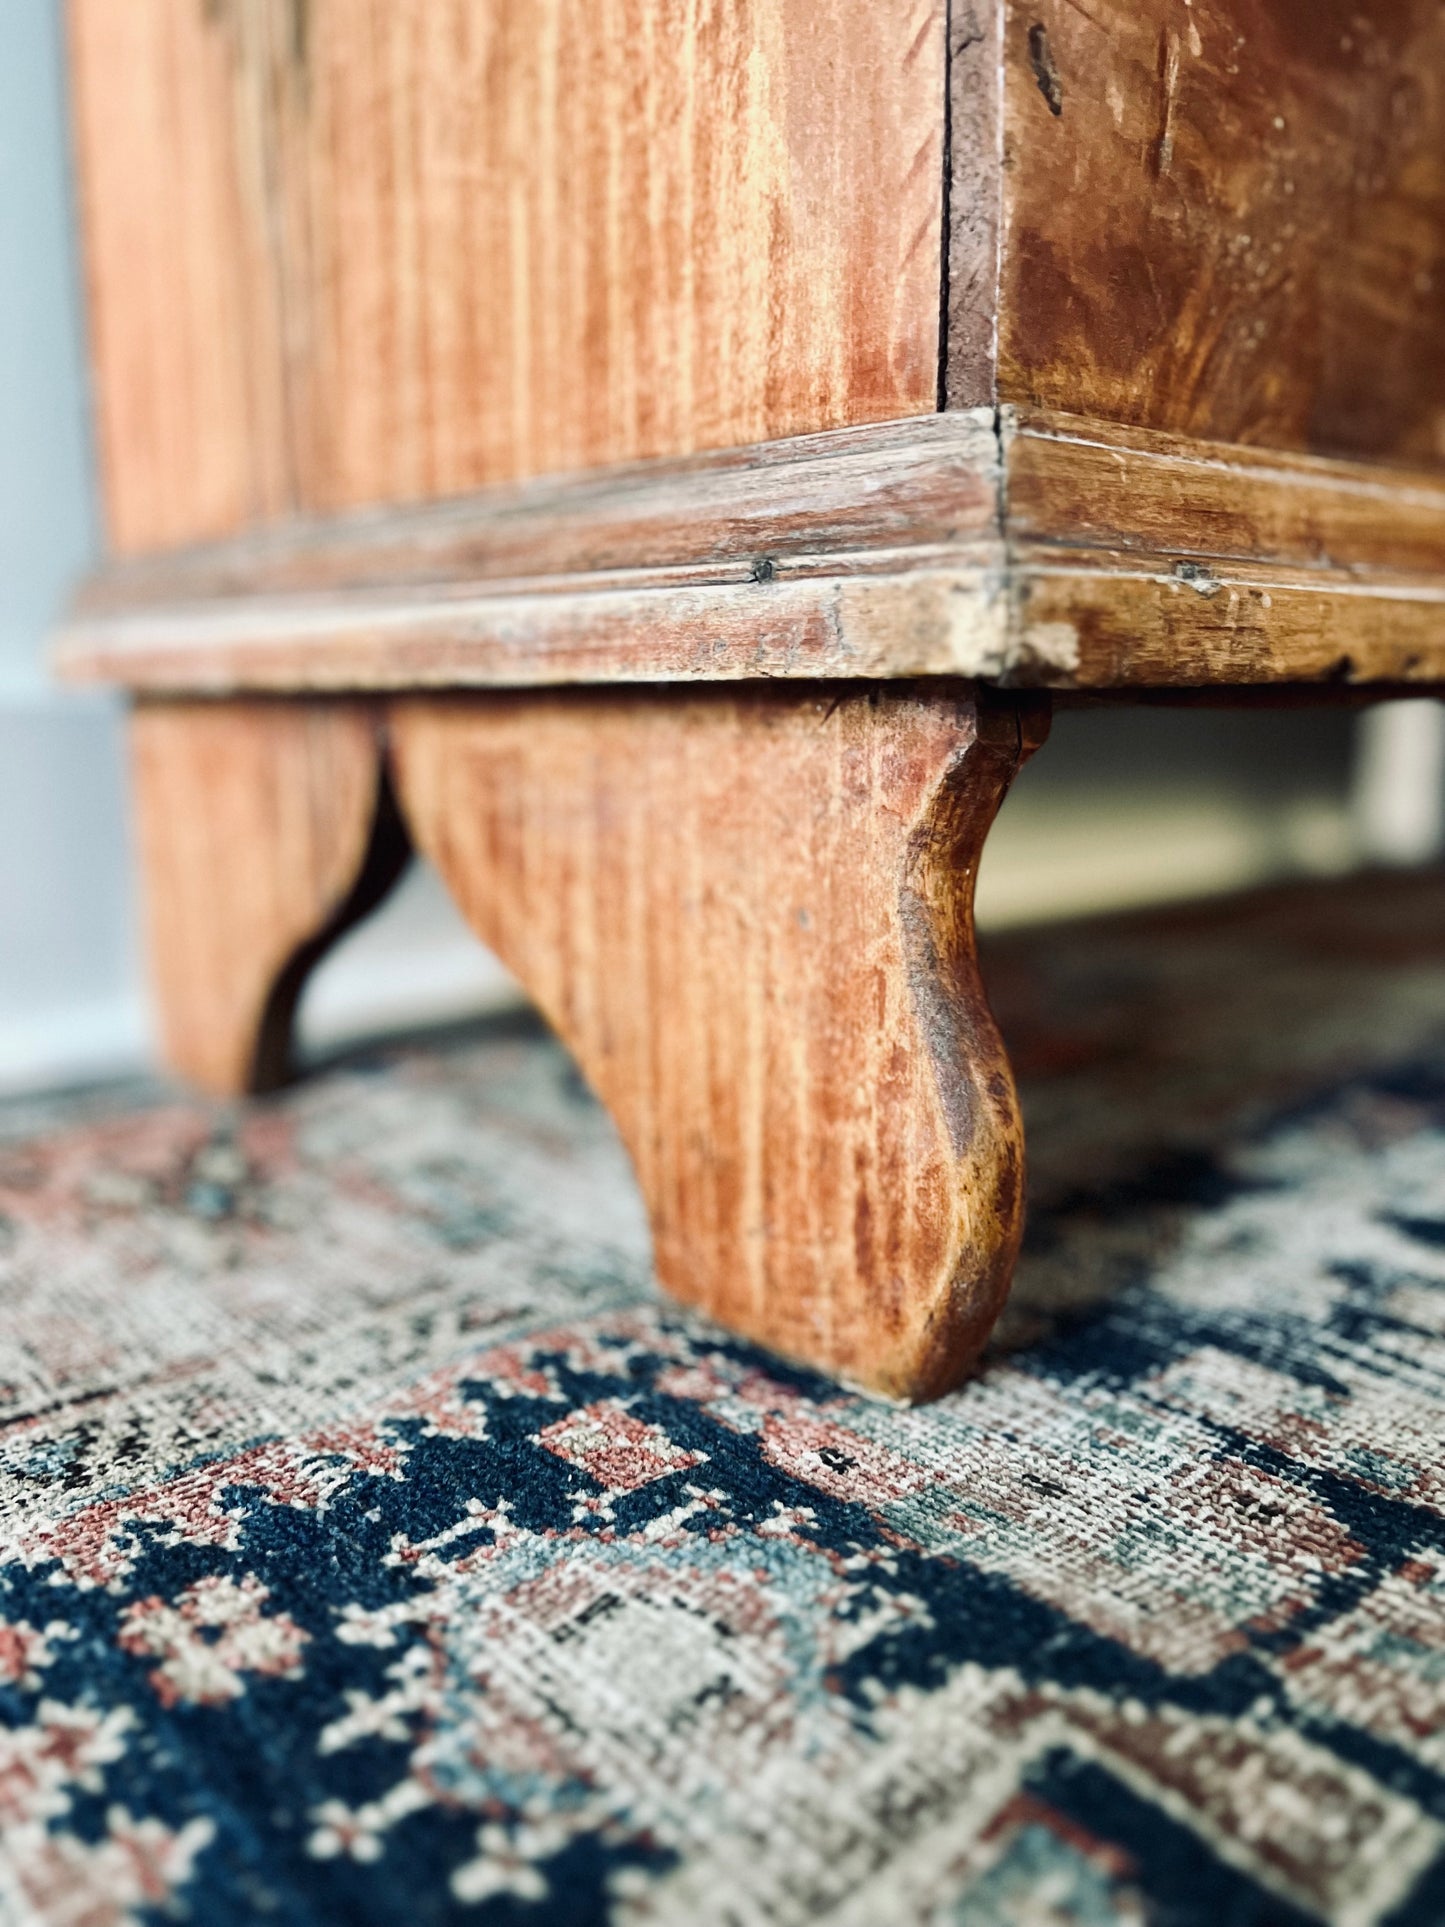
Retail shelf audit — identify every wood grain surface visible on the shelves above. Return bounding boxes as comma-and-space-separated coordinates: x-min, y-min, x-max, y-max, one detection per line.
130, 699, 406, 1094
391, 684, 1045, 1399
67, 2, 294, 554
68, 0, 947, 554
67, 413, 1003, 613
1004, 414, 1445, 577
57, 569, 1019, 695
995, 0, 1445, 465
59, 412, 1445, 694
67, 0, 1445, 569
1003, 412, 1445, 686
1013, 561, 1445, 692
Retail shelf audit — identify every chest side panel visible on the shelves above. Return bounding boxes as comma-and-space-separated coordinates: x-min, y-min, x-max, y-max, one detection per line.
995, 0, 1445, 466
70, 0, 948, 554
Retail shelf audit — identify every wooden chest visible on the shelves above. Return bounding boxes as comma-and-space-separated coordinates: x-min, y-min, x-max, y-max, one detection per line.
58, 1, 1445, 1396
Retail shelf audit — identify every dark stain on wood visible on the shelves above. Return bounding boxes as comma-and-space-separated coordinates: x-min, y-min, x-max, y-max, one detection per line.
1027, 23, 1064, 115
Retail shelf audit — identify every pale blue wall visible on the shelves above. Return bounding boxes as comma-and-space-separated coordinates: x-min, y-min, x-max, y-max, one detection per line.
0, 2, 147, 1091
0, 0, 94, 692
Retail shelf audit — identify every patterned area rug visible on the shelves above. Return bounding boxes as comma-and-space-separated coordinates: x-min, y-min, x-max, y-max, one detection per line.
4, 870, 1445, 1926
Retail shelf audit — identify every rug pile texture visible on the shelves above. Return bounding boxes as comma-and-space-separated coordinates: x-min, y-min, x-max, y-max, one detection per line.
3, 872, 1445, 1926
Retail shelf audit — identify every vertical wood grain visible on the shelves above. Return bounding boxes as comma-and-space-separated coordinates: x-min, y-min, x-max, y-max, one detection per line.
68, 0, 947, 551
131, 700, 406, 1093
391, 685, 1044, 1399
66, 1, 295, 552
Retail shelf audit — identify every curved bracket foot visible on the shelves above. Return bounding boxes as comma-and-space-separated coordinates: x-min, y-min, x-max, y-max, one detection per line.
130, 699, 410, 1095
393, 684, 1046, 1400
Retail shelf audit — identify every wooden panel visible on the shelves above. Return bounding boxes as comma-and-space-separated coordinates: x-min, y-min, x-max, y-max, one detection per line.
67, 1, 294, 551
995, 0, 1445, 465
131, 700, 404, 1093
391, 685, 1042, 1399
56, 411, 1445, 694
68, 0, 947, 553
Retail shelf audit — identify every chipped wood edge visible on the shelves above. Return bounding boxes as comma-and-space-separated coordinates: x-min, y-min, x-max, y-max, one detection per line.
55, 410, 1445, 693
57, 566, 1023, 692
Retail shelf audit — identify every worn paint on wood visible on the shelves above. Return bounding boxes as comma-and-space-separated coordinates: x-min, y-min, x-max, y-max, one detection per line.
68, 0, 948, 553
66, 2, 295, 553
67, 0, 1445, 567
390, 684, 1044, 1399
